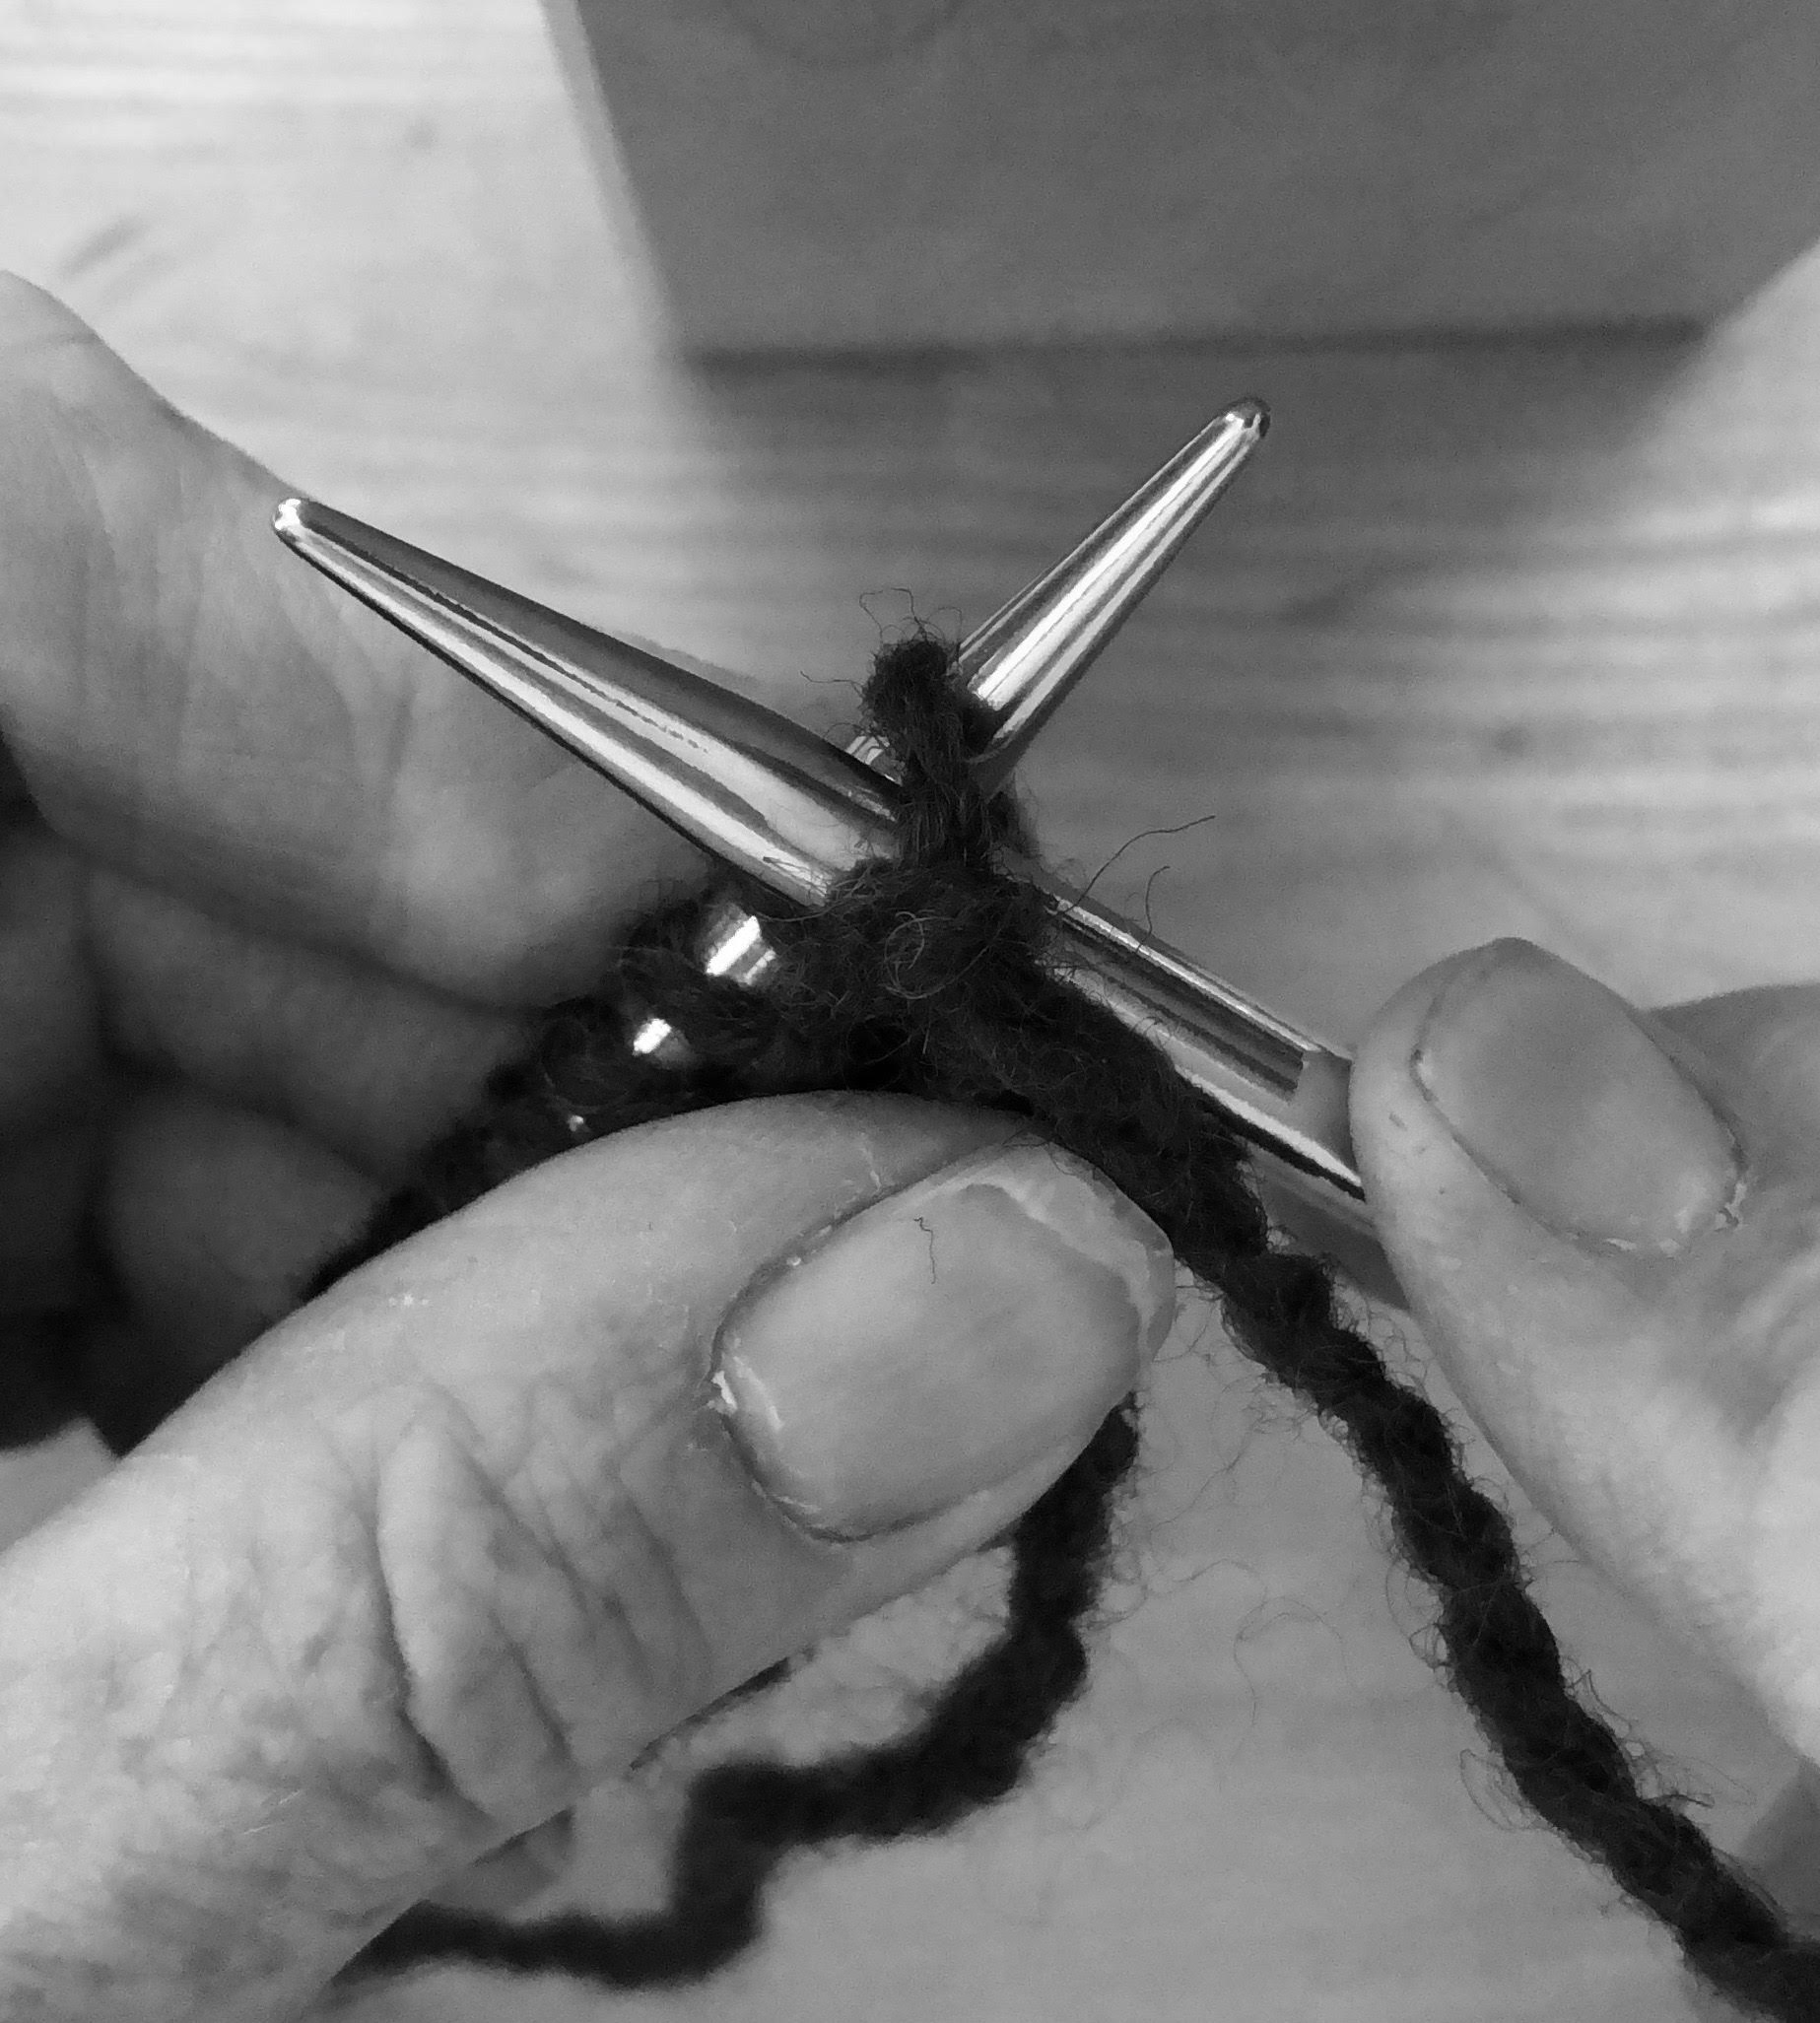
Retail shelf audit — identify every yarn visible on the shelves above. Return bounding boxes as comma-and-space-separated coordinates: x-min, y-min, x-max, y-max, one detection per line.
306, 632, 1819, 2017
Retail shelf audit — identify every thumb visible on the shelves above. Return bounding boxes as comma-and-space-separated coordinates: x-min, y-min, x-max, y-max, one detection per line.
1347, 938, 1820, 1759
0, 1093, 1172, 2023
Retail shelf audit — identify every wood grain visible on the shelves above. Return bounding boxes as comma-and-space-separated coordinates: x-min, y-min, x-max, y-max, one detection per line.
4, 4, 1820, 2018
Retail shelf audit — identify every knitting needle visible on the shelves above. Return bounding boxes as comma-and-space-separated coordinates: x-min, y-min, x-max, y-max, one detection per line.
275, 406, 1268, 1022
696, 401, 1270, 992
274, 496, 906, 902
273, 447, 1374, 1258
851, 401, 1269, 792
272, 489, 1366, 1224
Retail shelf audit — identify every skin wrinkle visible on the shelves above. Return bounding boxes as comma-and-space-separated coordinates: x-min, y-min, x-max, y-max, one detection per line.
0, 834, 99, 1137
24, 377, 107, 789
369, 1375, 718, 1835
0, 1516, 381, 2010
426, 1418, 597, 1799
428, 1519, 589, 1819
93, 428, 191, 863
299, 1423, 502, 1859
22, 313, 580, 1005
159, 572, 232, 891
353, 1420, 536, 1845
220, 1486, 428, 1882
528, 1377, 725, 1763
236, 1485, 394, 1864
516, 1376, 695, 1729
495, 1449, 617, 1778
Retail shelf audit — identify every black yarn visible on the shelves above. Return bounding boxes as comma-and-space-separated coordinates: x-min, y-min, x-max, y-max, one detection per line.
354, 1407, 1138, 1988
306, 632, 1820, 2017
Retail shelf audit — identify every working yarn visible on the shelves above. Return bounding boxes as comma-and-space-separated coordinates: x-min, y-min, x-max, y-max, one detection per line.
314, 633, 1819, 2017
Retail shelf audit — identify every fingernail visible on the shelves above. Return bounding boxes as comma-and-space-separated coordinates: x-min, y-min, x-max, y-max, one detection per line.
709, 1141, 1177, 1539
1412, 939, 1743, 1253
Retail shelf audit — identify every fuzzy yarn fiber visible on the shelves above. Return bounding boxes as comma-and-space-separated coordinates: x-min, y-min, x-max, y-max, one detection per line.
305, 634, 1820, 2018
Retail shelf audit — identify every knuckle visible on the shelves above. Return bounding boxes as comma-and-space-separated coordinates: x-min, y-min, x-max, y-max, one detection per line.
0, 273, 89, 355
362, 1383, 717, 1833
0, 277, 123, 421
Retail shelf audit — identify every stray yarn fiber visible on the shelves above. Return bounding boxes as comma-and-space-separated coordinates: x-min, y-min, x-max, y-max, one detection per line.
318, 633, 1819, 2018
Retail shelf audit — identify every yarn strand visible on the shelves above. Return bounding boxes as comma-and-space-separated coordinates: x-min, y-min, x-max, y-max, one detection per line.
313, 633, 1818, 2018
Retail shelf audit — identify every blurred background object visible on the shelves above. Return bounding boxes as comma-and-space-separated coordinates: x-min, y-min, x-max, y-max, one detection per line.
551, 0, 1820, 351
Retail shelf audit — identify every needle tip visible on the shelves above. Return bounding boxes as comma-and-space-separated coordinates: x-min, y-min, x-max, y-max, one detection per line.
272, 496, 311, 547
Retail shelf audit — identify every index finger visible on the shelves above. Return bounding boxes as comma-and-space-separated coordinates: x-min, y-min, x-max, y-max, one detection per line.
0, 277, 701, 1005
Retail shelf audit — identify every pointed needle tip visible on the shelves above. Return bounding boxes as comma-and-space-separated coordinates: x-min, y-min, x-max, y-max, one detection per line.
272, 496, 315, 548
1229, 397, 1270, 439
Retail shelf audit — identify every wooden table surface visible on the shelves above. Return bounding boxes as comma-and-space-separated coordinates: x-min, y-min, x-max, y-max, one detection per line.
6, 3, 1820, 2018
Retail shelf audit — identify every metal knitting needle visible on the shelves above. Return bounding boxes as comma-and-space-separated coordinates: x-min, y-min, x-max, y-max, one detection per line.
275, 406, 1269, 1045
272, 431, 1374, 1259
271, 465, 1364, 1226
691, 401, 1270, 996
848, 401, 1270, 792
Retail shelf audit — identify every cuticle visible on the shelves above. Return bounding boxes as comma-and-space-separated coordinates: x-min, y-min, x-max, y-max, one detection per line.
699, 1356, 927, 1547
1408, 942, 1517, 1100
702, 1384, 870, 1543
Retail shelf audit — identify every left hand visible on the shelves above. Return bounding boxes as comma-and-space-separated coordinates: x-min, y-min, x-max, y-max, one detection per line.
0, 275, 711, 1452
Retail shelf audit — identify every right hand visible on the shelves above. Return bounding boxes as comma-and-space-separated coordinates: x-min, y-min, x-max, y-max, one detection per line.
0, 276, 1174, 2021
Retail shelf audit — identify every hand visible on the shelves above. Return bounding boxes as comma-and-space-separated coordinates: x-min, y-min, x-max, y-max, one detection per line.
1352, 938, 1820, 1773
0, 279, 1174, 2022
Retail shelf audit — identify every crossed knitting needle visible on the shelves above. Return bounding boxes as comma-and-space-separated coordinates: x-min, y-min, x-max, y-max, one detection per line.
273, 403, 1379, 1268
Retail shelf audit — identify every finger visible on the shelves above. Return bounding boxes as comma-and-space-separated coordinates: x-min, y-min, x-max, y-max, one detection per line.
0, 823, 105, 1436
0, 1126, 99, 1444
0, 831, 102, 1352
0, 1093, 1174, 2020
1348, 938, 1820, 1723
86, 864, 525, 1180
0, 833, 506, 1450
0, 276, 700, 1004
0, 828, 97, 1139
1651, 982, 1820, 1161
78, 1080, 384, 1450
1266, 984, 1820, 1309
